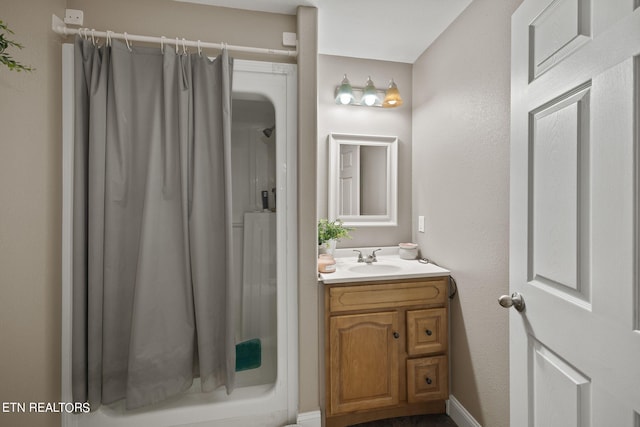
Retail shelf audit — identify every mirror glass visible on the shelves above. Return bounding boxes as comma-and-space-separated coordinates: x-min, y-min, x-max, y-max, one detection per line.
328, 133, 397, 227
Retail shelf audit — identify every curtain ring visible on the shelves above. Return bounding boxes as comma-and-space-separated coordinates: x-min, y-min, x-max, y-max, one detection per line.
175, 37, 179, 54
182, 38, 187, 55
124, 32, 133, 52
197, 40, 202, 56
106, 30, 112, 47
91, 29, 96, 46
160, 36, 166, 54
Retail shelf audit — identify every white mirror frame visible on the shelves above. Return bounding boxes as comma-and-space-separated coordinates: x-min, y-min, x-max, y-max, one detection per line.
328, 133, 398, 227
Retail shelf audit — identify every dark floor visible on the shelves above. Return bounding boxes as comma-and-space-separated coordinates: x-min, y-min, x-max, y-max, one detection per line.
350, 414, 458, 427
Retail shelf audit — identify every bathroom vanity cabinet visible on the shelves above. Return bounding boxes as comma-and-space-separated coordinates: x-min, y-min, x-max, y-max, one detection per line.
323, 276, 449, 427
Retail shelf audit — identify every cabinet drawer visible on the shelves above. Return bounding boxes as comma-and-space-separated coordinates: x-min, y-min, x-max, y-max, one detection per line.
407, 308, 447, 356
407, 356, 448, 402
329, 278, 447, 313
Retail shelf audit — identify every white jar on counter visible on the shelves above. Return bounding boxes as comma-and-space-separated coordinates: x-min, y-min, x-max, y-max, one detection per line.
398, 242, 418, 260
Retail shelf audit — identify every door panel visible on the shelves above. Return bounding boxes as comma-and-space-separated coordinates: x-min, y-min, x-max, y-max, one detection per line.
529, 0, 590, 80
530, 340, 590, 427
511, 1, 640, 426
591, 59, 637, 328
529, 84, 590, 302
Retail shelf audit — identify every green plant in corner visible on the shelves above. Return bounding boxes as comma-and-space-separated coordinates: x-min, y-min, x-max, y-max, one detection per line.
0, 20, 34, 72
317, 219, 352, 246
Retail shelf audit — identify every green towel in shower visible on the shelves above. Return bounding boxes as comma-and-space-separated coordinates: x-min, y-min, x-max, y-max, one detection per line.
235, 338, 262, 371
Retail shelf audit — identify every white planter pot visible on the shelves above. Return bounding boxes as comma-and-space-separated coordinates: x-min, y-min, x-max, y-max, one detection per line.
318, 239, 337, 255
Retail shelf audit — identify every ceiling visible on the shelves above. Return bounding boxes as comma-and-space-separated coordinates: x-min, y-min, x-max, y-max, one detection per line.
178, 0, 473, 63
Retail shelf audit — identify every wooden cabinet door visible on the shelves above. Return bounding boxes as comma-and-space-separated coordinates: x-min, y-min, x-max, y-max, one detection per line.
329, 311, 399, 415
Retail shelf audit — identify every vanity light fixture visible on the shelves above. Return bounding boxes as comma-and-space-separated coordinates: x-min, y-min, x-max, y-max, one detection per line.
334, 75, 402, 108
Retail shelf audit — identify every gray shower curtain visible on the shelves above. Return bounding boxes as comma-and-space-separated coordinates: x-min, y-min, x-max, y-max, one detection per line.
71, 36, 236, 410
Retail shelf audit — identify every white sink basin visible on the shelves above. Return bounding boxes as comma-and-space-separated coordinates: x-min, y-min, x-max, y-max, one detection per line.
347, 263, 402, 274
319, 248, 451, 285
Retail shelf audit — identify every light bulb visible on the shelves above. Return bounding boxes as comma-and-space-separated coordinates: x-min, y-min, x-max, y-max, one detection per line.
363, 94, 377, 106
339, 93, 353, 105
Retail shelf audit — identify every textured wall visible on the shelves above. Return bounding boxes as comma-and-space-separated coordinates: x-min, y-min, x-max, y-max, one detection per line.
412, 0, 523, 425
67, 0, 296, 63
0, 0, 66, 426
0, 1, 300, 425
318, 54, 413, 248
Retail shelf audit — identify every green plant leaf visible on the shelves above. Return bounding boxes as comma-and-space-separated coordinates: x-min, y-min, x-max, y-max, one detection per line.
0, 19, 33, 72
318, 219, 353, 245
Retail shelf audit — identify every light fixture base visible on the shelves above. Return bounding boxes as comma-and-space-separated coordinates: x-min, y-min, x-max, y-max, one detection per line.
334, 86, 388, 107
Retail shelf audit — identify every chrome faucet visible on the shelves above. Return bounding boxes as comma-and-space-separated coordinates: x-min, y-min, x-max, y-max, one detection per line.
354, 248, 382, 264
368, 248, 382, 263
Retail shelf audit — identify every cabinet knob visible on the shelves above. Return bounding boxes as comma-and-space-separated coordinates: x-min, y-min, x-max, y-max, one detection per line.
425, 377, 432, 385
425, 329, 433, 336
393, 331, 400, 339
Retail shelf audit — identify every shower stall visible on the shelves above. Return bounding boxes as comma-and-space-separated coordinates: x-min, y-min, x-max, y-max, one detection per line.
60, 45, 298, 426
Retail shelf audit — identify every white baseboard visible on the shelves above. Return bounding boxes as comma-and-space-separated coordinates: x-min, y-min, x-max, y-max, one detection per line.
448, 395, 482, 427
295, 410, 321, 427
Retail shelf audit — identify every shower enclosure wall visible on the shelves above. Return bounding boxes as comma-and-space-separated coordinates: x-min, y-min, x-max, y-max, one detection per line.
60, 45, 298, 427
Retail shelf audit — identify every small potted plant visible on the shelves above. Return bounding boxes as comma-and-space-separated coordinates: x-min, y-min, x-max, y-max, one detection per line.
318, 219, 352, 255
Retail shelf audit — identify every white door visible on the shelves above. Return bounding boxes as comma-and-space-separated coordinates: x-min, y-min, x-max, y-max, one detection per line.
339, 144, 361, 216
509, 1, 640, 426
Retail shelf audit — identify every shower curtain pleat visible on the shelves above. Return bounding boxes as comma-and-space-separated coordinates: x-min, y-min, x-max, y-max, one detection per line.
71, 36, 235, 410
188, 48, 237, 394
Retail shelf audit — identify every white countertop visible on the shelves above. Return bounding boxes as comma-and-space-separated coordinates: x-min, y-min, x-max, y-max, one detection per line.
318, 246, 450, 285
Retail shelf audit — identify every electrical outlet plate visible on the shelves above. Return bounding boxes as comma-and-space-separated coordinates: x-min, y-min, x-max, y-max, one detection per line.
64, 9, 84, 26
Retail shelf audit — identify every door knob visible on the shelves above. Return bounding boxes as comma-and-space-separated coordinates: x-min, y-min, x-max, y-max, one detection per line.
498, 292, 525, 312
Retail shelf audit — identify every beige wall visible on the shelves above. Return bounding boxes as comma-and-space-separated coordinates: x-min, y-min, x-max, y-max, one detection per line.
0, 0, 313, 425
412, 0, 522, 425
296, 6, 320, 414
318, 54, 412, 248
0, 0, 524, 425
67, 0, 296, 63
0, 0, 66, 426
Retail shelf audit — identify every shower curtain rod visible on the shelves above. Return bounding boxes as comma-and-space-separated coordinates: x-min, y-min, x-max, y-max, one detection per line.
51, 14, 298, 58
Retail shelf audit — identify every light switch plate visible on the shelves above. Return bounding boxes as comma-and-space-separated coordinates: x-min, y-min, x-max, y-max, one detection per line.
418, 216, 425, 233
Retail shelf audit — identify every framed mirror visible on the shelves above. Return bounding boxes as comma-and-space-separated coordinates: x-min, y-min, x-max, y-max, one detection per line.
328, 133, 398, 227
